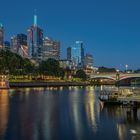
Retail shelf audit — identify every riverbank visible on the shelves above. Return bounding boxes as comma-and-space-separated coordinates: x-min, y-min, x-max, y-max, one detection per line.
9, 81, 90, 88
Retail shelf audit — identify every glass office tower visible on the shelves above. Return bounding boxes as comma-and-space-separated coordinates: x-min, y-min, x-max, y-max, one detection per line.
67, 41, 84, 68
27, 15, 43, 61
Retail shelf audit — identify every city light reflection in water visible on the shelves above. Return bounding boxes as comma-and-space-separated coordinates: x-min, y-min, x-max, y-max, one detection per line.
0, 86, 140, 140
0, 90, 9, 139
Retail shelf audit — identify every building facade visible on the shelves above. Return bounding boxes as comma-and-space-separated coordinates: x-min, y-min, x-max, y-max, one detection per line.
11, 36, 17, 53
17, 34, 28, 57
4, 41, 10, 50
0, 23, 4, 49
11, 34, 28, 57
67, 41, 84, 68
67, 47, 71, 61
84, 53, 94, 76
43, 37, 60, 60
84, 53, 93, 68
59, 59, 73, 70
27, 15, 43, 61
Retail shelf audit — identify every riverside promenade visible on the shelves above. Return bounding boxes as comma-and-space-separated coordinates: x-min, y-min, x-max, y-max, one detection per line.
9, 81, 89, 88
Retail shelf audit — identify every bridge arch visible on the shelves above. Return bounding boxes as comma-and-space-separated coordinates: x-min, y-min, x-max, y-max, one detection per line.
117, 76, 140, 86
119, 76, 140, 81
89, 76, 116, 85
90, 76, 116, 81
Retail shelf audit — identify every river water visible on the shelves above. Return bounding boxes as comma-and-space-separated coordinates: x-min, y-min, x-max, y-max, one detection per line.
0, 86, 140, 140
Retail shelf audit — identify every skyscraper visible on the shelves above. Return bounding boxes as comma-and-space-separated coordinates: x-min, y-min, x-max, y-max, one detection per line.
67, 41, 84, 68
27, 14, 43, 61
43, 37, 60, 60
11, 34, 28, 57
0, 23, 4, 49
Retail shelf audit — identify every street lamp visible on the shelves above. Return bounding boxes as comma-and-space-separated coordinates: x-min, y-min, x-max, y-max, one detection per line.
116, 69, 120, 80
125, 64, 128, 73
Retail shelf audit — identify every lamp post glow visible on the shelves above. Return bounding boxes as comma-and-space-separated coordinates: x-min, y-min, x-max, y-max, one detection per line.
125, 64, 128, 72
116, 69, 120, 80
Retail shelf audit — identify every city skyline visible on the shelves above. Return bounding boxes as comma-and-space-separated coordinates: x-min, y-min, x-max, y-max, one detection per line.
0, 0, 140, 69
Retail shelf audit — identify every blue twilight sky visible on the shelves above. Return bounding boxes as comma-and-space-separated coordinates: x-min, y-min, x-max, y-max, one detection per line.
0, 0, 140, 70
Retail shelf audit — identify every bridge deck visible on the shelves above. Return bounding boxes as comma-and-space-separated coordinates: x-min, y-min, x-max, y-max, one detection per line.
90, 73, 140, 81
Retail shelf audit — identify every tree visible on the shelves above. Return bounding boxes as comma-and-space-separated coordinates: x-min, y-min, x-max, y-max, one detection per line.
23, 58, 35, 74
39, 58, 64, 78
75, 69, 87, 81
98, 66, 116, 73
0, 49, 34, 75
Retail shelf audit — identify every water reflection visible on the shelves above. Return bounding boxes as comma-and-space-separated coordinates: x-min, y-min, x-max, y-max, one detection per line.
84, 87, 98, 132
68, 87, 86, 140
0, 87, 140, 140
0, 90, 9, 139
100, 104, 140, 140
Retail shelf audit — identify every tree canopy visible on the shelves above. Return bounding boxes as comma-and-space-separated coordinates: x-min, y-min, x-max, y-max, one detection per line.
0, 49, 34, 75
98, 66, 116, 73
75, 69, 87, 80
0, 50, 65, 78
39, 58, 64, 77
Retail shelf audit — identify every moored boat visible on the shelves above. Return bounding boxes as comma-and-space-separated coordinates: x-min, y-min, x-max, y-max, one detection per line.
99, 89, 122, 105
98, 87, 136, 105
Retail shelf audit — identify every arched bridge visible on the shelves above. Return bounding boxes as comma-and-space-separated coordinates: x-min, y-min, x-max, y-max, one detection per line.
90, 73, 140, 85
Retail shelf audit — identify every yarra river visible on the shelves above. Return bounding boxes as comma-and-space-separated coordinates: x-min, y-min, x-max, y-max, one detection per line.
0, 86, 140, 140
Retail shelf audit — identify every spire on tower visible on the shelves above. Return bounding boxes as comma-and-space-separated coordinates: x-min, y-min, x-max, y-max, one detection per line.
0, 23, 3, 28
34, 9, 37, 26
